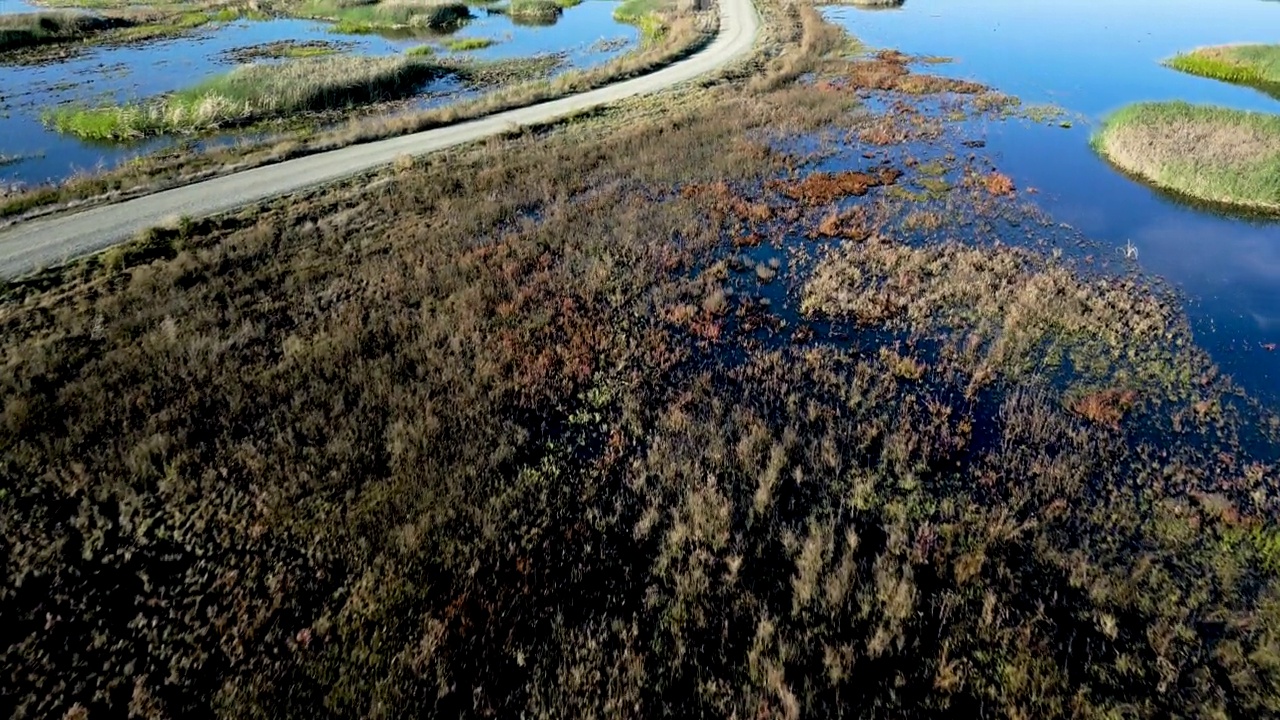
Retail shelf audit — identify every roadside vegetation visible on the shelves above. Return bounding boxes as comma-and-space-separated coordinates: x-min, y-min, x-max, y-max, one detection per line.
1094, 101, 1280, 214
4, 6, 1280, 719
1167, 43, 1280, 96
44, 55, 445, 140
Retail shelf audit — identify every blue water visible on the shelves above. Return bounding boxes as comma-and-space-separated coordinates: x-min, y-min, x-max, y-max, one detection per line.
0, 1, 637, 187
0, 0, 39, 14
824, 0, 1280, 403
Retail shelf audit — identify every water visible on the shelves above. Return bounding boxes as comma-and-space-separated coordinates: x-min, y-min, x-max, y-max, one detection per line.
823, 0, 1280, 403
0, 1, 638, 187
0, 0, 40, 14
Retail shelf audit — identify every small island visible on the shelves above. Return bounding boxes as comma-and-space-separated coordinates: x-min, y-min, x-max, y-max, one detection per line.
1094, 101, 1280, 214
1166, 43, 1280, 97
1093, 43, 1280, 214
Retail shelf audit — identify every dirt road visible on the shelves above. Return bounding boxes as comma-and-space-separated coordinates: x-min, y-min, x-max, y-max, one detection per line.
0, 0, 759, 278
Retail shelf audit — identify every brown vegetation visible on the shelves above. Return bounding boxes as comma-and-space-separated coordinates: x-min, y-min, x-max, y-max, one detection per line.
2, 8, 1279, 720
769, 167, 902, 204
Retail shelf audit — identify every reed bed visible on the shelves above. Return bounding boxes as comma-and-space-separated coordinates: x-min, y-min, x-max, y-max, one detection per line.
45, 54, 444, 140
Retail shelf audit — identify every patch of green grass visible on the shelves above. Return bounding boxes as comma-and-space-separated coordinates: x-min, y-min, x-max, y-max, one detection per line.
301, 0, 472, 33
406, 43, 435, 55
1167, 44, 1280, 94
611, 0, 670, 43
44, 54, 443, 140
1094, 101, 1280, 214
224, 40, 346, 62
444, 36, 495, 51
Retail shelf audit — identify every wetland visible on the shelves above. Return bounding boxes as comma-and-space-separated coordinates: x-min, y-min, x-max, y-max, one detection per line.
3, 0, 1280, 718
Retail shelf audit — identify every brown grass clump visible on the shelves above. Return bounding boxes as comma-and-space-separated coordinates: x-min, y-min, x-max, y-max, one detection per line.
815, 205, 874, 239
983, 171, 1016, 196
1070, 387, 1139, 428
770, 167, 902, 205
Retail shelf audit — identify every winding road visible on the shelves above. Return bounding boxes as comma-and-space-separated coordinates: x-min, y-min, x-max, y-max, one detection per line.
0, 0, 759, 279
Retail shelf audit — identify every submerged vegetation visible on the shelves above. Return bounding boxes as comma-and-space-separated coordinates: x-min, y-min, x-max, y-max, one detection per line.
44, 55, 444, 139
1167, 43, 1280, 95
1094, 101, 1280, 214
4, 6, 1280, 719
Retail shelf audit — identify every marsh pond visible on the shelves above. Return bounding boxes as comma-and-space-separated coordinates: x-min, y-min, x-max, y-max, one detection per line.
825, 0, 1280, 403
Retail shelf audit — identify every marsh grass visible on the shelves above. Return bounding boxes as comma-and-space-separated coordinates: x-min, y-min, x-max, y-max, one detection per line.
444, 35, 495, 50
44, 55, 444, 139
300, 0, 472, 32
1094, 101, 1280, 214
5, 41, 1280, 720
1167, 44, 1280, 95
222, 39, 347, 62
0, 11, 127, 52
507, 0, 563, 24
613, 0, 667, 42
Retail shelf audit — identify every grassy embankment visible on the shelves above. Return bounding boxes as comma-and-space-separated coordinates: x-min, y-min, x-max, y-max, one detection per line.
1167, 43, 1280, 96
1095, 101, 1280, 214
44, 54, 446, 140
4, 0, 712, 218
0, 7, 254, 54
0, 12, 127, 52
5, 7, 1280, 719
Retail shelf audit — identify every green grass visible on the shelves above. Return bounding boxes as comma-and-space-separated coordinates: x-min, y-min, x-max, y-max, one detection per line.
1094, 101, 1280, 214
444, 36, 495, 51
406, 43, 435, 55
507, 0, 562, 24
1167, 44, 1280, 94
44, 54, 443, 140
612, 0, 667, 43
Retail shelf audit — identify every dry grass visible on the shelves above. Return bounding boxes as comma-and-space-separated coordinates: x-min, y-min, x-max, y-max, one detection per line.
1094, 101, 1280, 214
